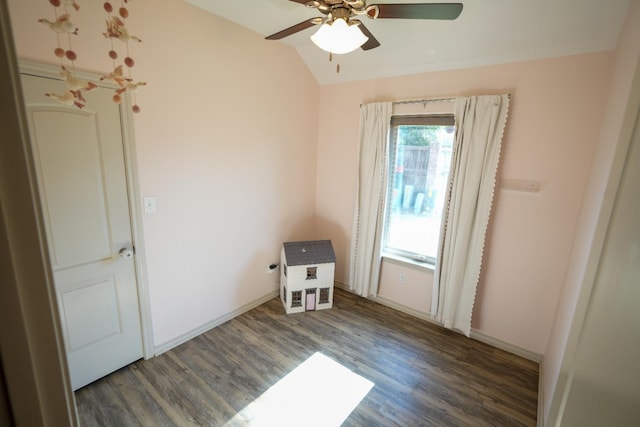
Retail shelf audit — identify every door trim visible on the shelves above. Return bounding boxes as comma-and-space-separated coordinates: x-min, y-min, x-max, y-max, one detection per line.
1, 4, 77, 422
19, 59, 155, 360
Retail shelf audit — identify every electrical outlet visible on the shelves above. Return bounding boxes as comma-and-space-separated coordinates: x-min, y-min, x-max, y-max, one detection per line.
399, 273, 406, 285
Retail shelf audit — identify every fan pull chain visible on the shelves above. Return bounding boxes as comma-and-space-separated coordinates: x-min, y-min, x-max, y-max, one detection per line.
328, 52, 340, 74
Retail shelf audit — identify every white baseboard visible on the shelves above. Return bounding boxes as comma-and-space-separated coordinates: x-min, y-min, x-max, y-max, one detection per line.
470, 329, 543, 363
159, 282, 542, 361
344, 283, 543, 363
334, 281, 350, 291
372, 295, 439, 324
153, 290, 279, 356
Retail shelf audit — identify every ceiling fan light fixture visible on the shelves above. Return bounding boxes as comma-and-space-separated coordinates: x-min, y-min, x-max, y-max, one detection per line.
310, 18, 369, 54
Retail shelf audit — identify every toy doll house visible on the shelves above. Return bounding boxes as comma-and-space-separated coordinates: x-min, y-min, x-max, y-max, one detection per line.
280, 240, 335, 314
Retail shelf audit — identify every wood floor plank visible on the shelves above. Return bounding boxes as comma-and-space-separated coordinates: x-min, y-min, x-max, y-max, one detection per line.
106, 365, 175, 426
75, 371, 144, 427
76, 288, 538, 426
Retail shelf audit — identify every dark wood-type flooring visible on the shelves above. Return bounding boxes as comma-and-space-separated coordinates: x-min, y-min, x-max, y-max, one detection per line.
76, 288, 539, 426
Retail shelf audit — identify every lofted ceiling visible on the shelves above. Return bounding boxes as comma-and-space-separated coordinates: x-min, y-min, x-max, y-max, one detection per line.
184, 0, 631, 85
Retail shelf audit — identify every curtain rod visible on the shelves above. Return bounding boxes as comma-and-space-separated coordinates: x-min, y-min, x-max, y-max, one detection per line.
393, 94, 511, 106
361, 94, 511, 107
393, 97, 456, 106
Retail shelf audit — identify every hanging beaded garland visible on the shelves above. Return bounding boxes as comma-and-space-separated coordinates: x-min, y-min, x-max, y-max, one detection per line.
101, 0, 145, 113
39, 0, 97, 108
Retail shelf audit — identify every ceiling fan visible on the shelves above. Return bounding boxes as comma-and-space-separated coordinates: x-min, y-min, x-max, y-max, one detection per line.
266, 1, 463, 53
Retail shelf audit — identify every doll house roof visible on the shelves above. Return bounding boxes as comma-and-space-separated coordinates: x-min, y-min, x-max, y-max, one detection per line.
283, 240, 335, 266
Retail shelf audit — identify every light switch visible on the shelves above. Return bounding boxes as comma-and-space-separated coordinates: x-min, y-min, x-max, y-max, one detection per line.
143, 196, 157, 214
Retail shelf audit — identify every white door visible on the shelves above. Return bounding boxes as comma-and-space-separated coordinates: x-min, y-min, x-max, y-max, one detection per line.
20, 72, 143, 390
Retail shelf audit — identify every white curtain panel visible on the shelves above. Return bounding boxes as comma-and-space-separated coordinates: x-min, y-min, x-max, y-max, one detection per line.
432, 94, 510, 336
349, 102, 392, 297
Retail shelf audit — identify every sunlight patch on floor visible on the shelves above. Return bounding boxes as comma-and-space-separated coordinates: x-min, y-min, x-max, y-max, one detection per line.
224, 352, 374, 427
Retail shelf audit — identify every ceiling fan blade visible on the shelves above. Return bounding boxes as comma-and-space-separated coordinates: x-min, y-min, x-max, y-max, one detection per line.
373, 3, 463, 20
289, 0, 311, 4
358, 23, 381, 50
265, 19, 317, 40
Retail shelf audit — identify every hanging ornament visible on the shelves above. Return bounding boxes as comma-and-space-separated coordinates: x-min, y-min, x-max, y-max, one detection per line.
103, 15, 142, 43
62, 0, 80, 11
38, 14, 78, 35
38, 0, 91, 109
99, 64, 130, 87
45, 90, 84, 109
102, 0, 145, 113
60, 65, 97, 99
37, 0, 145, 111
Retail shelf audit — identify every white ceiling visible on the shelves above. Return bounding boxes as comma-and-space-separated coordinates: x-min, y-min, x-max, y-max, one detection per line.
184, 0, 630, 85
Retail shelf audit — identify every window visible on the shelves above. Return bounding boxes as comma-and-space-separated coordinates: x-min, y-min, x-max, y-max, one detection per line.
383, 115, 455, 264
291, 291, 302, 308
319, 288, 330, 304
306, 267, 317, 280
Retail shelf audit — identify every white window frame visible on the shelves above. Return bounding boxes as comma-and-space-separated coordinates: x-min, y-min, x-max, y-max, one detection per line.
382, 114, 455, 266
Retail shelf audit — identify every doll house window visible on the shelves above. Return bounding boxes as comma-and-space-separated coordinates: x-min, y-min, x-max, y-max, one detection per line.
319, 287, 330, 304
306, 267, 317, 280
291, 291, 302, 308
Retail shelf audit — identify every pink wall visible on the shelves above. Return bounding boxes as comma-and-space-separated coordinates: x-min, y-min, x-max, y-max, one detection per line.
316, 52, 614, 355
8, 0, 320, 347
7, 0, 628, 371
543, 3, 640, 423
378, 259, 433, 314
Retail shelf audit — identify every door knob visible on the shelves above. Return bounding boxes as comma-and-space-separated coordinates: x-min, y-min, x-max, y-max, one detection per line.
119, 248, 134, 259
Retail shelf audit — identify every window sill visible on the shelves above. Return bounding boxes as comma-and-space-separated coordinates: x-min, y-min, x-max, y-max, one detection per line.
382, 253, 435, 272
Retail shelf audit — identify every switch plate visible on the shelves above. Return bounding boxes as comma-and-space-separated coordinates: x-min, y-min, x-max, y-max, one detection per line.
143, 196, 157, 214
